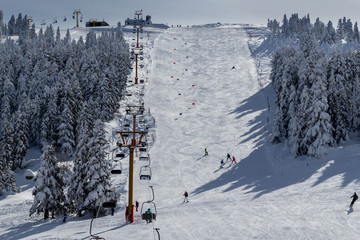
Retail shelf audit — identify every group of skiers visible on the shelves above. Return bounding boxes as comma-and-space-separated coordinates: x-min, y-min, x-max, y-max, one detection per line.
204, 148, 238, 168
220, 153, 237, 168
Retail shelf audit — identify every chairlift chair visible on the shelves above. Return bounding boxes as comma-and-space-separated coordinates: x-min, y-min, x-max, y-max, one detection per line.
102, 200, 116, 208
140, 165, 152, 180
139, 153, 150, 162
111, 161, 122, 174
141, 200, 157, 222
113, 149, 125, 160
116, 153, 125, 158
139, 147, 147, 153
63, 16, 67, 22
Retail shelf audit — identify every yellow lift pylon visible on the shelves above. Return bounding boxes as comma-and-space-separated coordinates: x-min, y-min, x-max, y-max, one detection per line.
117, 105, 147, 223
73, 9, 81, 28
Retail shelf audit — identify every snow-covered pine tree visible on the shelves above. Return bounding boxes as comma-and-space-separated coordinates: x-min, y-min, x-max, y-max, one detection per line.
327, 50, 350, 143
29, 145, 66, 219
272, 47, 298, 143
57, 88, 75, 158
7, 15, 15, 36
67, 101, 93, 214
0, 95, 17, 194
0, 10, 3, 38
81, 119, 113, 216
12, 111, 28, 169
302, 55, 334, 157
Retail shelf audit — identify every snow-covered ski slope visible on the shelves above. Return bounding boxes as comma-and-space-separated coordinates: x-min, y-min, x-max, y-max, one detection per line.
1, 24, 360, 240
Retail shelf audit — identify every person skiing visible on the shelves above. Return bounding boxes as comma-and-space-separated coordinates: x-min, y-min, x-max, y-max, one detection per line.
226, 153, 231, 162
350, 192, 358, 206
135, 200, 139, 212
220, 159, 225, 168
204, 148, 208, 156
183, 191, 189, 203
231, 156, 237, 165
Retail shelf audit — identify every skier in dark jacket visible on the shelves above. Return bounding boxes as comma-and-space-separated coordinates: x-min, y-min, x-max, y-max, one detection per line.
226, 153, 231, 162
350, 192, 358, 206
183, 191, 189, 203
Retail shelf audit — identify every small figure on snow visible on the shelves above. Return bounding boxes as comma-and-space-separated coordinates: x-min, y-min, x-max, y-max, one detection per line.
350, 192, 358, 207
226, 153, 231, 161
111, 208, 114, 216
231, 156, 237, 165
204, 148, 208, 156
183, 191, 189, 203
220, 159, 225, 168
135, 200, 139, 212
63, 212, 67, 223
232, 66, 236, 69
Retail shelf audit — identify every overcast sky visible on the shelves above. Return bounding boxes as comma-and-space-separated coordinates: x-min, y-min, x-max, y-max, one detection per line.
2, 0, 360, 27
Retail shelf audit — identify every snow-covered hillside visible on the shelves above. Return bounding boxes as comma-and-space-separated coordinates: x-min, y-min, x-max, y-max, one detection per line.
1, 24, 360, 240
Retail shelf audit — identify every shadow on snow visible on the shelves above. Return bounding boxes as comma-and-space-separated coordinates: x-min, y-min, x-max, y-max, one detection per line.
193, 87, 360, 199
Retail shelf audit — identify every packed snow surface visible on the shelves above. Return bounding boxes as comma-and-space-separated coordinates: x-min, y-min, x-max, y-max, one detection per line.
1, 24, 360, 240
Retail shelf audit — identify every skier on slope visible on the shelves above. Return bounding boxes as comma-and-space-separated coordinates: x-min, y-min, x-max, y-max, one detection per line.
226, 153, 231, 162
183, 191, 189, 203
204, 148, 208, 156
220, 159, 225, 168
231, 156, 237, 165
350, 192, 358, 207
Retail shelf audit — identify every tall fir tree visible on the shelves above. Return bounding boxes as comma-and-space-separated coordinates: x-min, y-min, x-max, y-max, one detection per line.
29, 145, 66, 219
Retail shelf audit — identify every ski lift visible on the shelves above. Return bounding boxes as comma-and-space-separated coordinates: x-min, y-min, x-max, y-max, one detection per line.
139, 147, 147, 152
63, 16, 67, 22
140, 64, 144, 68
102, 200, 116, 208
140, 141, 147, 147
140, 165, 152, 180
140, 56, 144, 60
53, 18, 58, 24
139, 153, 149, 161
113, 149, 125, 160
73, 14, 75, 19
41, 20, 46, 26
130, 56, 135, 60
111, 161, 122, 174
80, 14, 83, 22
140, 79, 144, 84
141, 186, 157, 222
116, 153, 125, 158
124, 123, 130, 128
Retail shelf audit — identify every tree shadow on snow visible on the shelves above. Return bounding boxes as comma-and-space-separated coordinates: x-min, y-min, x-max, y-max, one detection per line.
193, 87, 360, 199
0, 219, 60, 240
